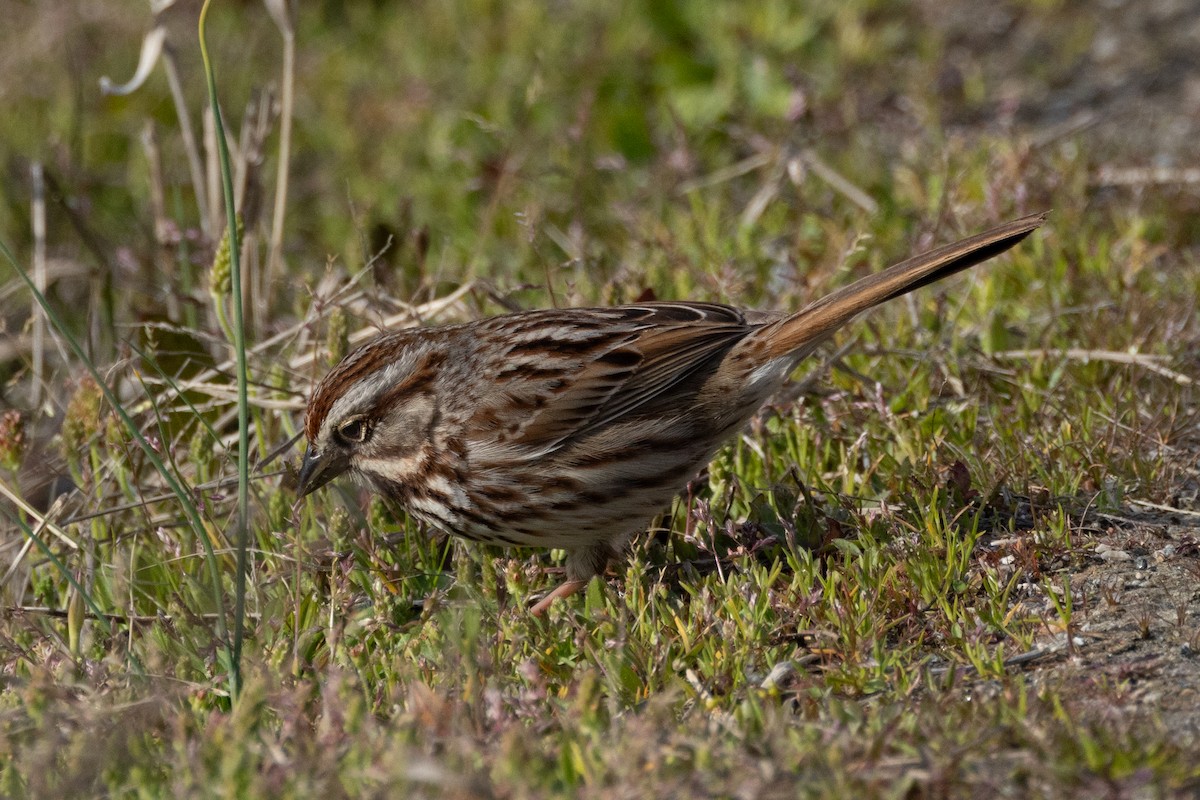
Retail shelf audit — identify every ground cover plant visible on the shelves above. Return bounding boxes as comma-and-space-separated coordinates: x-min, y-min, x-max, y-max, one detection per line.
1, 0, 1199, 796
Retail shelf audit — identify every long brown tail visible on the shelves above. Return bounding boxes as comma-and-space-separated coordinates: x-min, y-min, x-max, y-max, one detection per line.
750, 212, 1048, 360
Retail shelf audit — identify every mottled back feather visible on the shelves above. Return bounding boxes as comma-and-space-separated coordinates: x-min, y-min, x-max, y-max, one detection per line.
467, 303, 755, 457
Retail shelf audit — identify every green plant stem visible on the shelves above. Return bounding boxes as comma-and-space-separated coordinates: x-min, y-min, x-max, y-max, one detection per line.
1, 505, 112, 636
198, 0, 252, 700
0, 239, 227, 665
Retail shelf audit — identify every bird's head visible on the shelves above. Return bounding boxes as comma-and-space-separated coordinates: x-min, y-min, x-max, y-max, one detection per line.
297, 334, 442, 496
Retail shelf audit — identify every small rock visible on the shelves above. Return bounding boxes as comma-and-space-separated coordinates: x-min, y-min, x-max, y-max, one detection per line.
1100, 548, 1132, 562
760, 660, 796, 691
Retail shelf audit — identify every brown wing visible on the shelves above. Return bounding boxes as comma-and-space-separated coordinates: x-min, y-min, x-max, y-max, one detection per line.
467, 302, 753, 457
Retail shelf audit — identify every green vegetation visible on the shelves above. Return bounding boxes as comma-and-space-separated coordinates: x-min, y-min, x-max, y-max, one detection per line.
1, 1, 1198, 796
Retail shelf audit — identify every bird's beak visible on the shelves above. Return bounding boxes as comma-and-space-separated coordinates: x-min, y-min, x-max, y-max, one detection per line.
296, 447, 350, 496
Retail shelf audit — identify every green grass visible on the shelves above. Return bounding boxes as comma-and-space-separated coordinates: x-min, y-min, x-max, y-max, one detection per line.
1, 0, 1199, 797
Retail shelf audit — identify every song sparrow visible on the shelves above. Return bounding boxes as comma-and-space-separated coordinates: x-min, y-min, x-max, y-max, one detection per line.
298, 213, 1046, 613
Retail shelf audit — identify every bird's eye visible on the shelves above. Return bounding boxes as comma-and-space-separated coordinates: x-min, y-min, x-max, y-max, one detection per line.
336, 417, 370, 443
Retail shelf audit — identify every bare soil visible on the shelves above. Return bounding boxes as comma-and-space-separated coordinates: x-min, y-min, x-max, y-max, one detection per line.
924, 0, 1200, 740
1026, 513, 1200, 736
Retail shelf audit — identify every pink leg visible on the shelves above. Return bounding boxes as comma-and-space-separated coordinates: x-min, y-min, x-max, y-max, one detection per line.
529, 579, 588, 616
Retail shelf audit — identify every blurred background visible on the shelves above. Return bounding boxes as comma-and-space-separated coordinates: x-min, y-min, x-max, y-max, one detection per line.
3, 0, 1199, 353
3, 2, 1200, 793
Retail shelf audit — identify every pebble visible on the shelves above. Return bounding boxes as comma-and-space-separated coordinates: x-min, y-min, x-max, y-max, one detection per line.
760, 661, 796, 691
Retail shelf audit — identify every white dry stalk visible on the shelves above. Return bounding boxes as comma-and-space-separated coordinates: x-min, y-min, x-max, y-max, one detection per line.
992, 348, 1194, 385
30, 163, 46, 409
99, 24, 211, 238
131, 282, 476, 417
264, 0, 296, 294
0, 484, 76, 555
